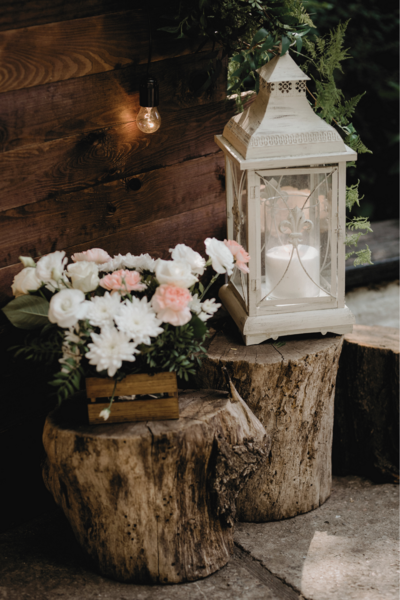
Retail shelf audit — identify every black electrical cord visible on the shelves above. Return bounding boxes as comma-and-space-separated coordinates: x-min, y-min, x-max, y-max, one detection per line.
139, 4, 159, 108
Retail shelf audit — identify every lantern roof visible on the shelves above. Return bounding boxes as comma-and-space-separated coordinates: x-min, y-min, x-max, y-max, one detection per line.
223, 53, 346, 160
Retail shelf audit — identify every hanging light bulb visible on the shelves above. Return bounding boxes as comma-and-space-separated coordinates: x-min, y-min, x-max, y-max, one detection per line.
137, 76, 161, 134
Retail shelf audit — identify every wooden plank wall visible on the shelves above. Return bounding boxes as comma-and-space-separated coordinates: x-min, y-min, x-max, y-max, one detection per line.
0, 0, 235, 531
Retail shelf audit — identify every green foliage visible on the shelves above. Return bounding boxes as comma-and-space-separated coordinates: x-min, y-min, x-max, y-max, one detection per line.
10, 323, 63, 365
2, 294, 49, 330
49, 360, 85, 405
138, 322, 207, 382
345, 216, 373, 265
346, 180, 363, 211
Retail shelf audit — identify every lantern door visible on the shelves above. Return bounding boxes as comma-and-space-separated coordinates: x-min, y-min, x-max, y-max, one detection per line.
252, 166, 340, 316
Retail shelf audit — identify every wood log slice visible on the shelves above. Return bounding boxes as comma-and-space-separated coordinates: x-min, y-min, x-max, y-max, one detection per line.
42, 389, 270, 584
195, 329, 344, 522
333, 324, 399, 483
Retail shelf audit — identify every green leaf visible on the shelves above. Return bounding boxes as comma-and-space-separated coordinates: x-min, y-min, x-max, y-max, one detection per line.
260, 35, 275, 52
252, 28, 269, 47
281, 36, 291, 55
189, 315, 207, 339
231, 54, 244, 64
2, 295, 49, 330
296, 35, 303, 53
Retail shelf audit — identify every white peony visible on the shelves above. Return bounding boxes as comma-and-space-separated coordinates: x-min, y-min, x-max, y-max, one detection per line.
115, 296, 163, 345
67, 261, 99, 293
11, 267, 41, 297
86, 327, 138, 378
98, 255, 125, 272
205, 238, 234, 275
36, 251, 68, 291
86, 292, 122, 328
170, 244, 206, 276
121, 253, 156, 272
48, 289, 88, 328
155, 260, 198, 289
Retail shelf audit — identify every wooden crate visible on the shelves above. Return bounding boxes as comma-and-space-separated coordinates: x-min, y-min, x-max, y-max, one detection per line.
86, 372, 179, 425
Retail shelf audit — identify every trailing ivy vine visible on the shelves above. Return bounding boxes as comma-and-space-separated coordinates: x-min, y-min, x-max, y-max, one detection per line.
160, 0, 372, 265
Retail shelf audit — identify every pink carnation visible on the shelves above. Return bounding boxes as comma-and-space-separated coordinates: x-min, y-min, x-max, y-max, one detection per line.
72, 248, 111, 264
224, 239, 250, 274
151, 284, 192, 326
99, 270, 146, 294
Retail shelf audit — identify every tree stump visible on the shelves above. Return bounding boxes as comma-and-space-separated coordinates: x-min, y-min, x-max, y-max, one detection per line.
195, 328, 344, 522
42, 389, 270, 584
333, 324, 399, 483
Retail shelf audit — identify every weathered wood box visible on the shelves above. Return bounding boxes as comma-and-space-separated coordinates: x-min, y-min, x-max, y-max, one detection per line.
86, 372, 179, 424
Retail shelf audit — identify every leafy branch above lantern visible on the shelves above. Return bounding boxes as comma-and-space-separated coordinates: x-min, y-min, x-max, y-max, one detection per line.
159, 0, 372, 266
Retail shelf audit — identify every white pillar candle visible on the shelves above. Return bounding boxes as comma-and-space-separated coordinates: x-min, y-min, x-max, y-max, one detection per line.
265, 244, 320, 299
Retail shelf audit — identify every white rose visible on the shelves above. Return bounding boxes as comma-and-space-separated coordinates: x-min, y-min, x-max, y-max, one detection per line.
48, 289, 88, 328
11, 267, 41, 298
205, 238, 234, 275
67, 261, 99, 293
36, 251, 68, 291
170, 244, 206, 276
155, 260, 198, 289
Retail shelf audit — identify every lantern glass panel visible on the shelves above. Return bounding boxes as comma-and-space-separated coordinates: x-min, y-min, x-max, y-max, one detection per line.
259, 170, 334, 304
228, 158, 248, 304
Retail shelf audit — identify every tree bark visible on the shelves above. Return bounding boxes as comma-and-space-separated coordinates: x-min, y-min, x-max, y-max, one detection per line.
195, 329, 344, 522
42, 389, 270, 584
333, 324, 399, 483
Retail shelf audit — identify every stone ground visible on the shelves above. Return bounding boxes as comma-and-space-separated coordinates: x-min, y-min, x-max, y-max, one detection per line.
345, 281, 399, 329
0, 476, 398, 600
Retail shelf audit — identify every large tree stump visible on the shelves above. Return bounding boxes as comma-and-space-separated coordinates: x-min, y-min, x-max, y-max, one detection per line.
195, 329, 344, 522
42, 389, 270, 584
333, 324, 399, 483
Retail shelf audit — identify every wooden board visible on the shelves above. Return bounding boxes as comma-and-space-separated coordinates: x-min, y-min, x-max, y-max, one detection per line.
0, 51, 226, 152
0, 99, 235, 212
0, 9, 205, 94
88, 396, 179, 425
0, 153, 225, 269
86, 371, 178, 399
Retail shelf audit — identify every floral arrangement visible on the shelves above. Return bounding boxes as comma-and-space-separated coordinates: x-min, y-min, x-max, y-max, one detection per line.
2, 239, 250, 419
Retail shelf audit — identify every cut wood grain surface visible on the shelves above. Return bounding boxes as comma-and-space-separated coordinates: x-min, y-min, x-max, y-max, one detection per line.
0, 154, 225, 269
195, 328, 344, 522
0, 10, 204, 93
42, 390, 269, 583
0, 51, 226, 152
333, 324, 399, 483
0, 99, 234, 212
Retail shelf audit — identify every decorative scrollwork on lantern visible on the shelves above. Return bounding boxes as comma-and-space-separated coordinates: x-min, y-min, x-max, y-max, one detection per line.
278, 206, 313, 247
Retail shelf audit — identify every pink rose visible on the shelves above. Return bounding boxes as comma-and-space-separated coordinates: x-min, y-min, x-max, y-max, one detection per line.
224, 239, 250, 274
99, 270, 146, 294
151, 284, 192, 326
71, 248, 111, 264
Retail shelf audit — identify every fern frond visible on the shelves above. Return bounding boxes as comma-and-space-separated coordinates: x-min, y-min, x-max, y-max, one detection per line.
346, 181, 364, 211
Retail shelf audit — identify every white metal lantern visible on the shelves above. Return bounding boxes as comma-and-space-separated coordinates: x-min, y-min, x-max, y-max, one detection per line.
216, 53, 356, 345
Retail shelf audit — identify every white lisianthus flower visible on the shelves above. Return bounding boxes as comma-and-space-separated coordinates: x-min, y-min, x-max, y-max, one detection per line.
205, 238, 234, 275
36, 251, 68, 291
199, 298, 221, 321
86, 292, 122, 328
67, 261, 99, 293
170, 244, 206, 276
86, 327, 138, 378
189, 293, 202, 315
98, 255, 125, 272
11, 267, 41, 297
121, 253, 156, 272
48, 289, 88, 328
115, 296, 163, 345
99, 408, 110, 421
155, 260, 198, 289
19, 256, 36, 268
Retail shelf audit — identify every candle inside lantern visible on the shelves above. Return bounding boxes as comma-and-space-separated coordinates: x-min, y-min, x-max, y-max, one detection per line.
265, 244, 320, 299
